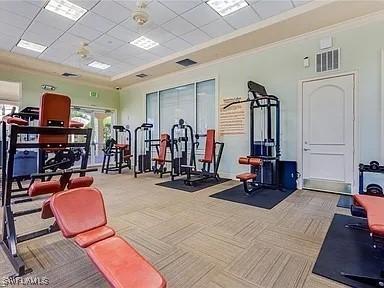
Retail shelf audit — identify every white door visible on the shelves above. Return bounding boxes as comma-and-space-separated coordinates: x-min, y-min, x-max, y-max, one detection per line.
302, 74, 354, 193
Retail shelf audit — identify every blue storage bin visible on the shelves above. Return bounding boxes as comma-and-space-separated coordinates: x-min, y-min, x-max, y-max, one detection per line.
279, 161, 297, 190
13, 150, 38, 177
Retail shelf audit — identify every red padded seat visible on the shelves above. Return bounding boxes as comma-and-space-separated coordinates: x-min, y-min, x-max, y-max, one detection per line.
86, 236, 166, 288
354, 195, 384, 237
153, 134, 169, 165
41, 199, 54, 219
199, 129, 215, 164
236, 173, 257, 181
3, 116, 28, 126
75, 226, 115, 248
238, 157, 262, 167
67, 176, 94, 189
69, 120, 84, 128
50, 187, 167, 288
28, 180, 62, 197
115, 144, 128, 149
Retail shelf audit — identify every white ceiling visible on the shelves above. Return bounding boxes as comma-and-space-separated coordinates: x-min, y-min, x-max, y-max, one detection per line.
0, 0, 311, 77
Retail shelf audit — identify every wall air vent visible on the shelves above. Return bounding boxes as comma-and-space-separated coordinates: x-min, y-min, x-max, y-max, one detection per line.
136, 73, 148, 78
61, 72, 79, 77
316, 48, 340, 73
176, 58, 197, 67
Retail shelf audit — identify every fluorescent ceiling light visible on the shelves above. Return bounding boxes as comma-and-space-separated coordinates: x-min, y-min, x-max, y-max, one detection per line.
45, 0, 87, 21
17, 39, 47, 53
130, 36, 159, 50
206, 0, 248, 16
88, 61, 111, 70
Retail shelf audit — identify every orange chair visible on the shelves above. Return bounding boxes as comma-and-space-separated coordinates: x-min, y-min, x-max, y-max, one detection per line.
49, 187, 167, 288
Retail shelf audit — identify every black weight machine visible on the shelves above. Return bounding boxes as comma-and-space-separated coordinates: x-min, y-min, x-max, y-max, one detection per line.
1, 124, 94, 275
224, 81, 281, 194
134, 123, 154, 177
102, 125, 132, 174
170, 119, 196, 180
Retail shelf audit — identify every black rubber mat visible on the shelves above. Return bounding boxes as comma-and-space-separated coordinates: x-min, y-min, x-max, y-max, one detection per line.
313, 214, 382, 288
209, 185, 295, 209
337, 194, 353, 208
156, 178, 231, 192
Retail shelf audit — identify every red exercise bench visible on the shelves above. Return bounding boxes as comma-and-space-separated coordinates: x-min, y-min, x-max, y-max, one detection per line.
342, 194, 384, 286
236, 156, 263, 194
49, 187, 167, 288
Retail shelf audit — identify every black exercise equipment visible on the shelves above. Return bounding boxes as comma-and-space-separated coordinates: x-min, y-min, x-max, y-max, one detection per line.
170, 119, 196, 180
134, 123, 154, 177
101, 125, 132, 174
224, 81, 281, 194
357, 161, 384, 201
182, 129, 224, 186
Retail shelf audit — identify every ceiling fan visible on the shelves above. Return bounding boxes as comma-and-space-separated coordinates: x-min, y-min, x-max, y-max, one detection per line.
132, 0, 150, 26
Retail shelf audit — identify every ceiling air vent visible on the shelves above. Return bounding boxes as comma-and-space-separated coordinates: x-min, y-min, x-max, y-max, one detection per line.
316, 48, 340, 73
136, 73, 148, 78
61, 72, 79, 77
176, 58, 197, 67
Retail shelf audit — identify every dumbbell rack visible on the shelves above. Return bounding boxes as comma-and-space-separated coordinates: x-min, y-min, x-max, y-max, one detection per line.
358, 163, 384, 193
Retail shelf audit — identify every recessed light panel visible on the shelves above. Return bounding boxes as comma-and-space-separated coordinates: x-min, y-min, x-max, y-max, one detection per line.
130, 36, 159, 50
45, 0, 87, 21
17, 40, 47, 53
206, 0, 248, 17
88, 61, 111, 70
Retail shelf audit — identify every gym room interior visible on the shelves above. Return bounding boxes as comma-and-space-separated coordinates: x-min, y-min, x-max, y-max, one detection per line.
0, 0, 384, 287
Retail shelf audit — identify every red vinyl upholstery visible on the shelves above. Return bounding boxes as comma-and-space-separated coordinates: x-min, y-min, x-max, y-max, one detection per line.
50, 187, 107, 238
75, 226, 115, 248
39, 93, 71, 145
41, 199, 54, 219
238, 157, 263, 167
67, 176, 94, 190
28, 180, 62, 197
199, 129, 215, 164
50, 187, 167, 288
69, 120, 84, 128
236, 173, 257, 181
354, 195, 384, 237
86, 236, 166, 288
2, 116, 28, 126
153, 134, 169, 165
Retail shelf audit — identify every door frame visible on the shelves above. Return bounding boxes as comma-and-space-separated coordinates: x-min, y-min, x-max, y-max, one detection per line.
297, 71, 359, 194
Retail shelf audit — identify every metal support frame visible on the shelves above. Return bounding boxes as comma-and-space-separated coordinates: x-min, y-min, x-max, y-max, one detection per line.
134, 123, 154, 177
1, 124, 93, 276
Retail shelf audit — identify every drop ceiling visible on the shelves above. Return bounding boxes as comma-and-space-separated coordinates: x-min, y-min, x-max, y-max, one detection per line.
0, 0, 383, 88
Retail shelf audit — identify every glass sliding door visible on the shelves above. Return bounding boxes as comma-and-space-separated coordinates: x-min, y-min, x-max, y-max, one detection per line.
71, 106, 115, 166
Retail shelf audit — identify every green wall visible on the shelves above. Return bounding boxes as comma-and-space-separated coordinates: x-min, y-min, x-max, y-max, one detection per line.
119, 17, 384, 180
0, 66, 119, 110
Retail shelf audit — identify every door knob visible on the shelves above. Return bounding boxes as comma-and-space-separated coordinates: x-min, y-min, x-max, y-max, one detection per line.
304, 148, 311, 151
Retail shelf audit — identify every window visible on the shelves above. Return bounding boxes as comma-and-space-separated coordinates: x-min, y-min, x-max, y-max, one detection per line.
146, 79, 215, 143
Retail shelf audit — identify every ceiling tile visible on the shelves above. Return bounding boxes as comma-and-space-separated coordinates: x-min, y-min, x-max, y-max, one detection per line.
55, 33, 89, 50
0, 1, 41, 19
0, 22, 25, 39
79, 12, 116, 33
121, 17, 157, 34
112, 0, 137, 11
180, 29, 210, 46
149, 45, 174, 57
69, 23, 104, 41
135, 51, 159, 62
92, 34, 126, 51
200, 18, 234, 38
292, 0, 313, 7
34, 9, 75, 31
24, 21, 65, 46
0, 32, 20, 51
146, 1, 178, 25
0, 9, 32, 29
39, 47, 74, 62
181, 3, 219, 27
91, 0, 131, 23
108, 43, 144, 59
252, 0, 294, 19
63, 54, 89, 69
11, 46, 42, 58
71, 0, 100, 10
27, 0, 49, 8
162, 37, 191, 51
224, 6, 261, 29
144, 27, 175, 44
162, 17, 195, 36
160, 0, 201, 14
107, 25, 140, 43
